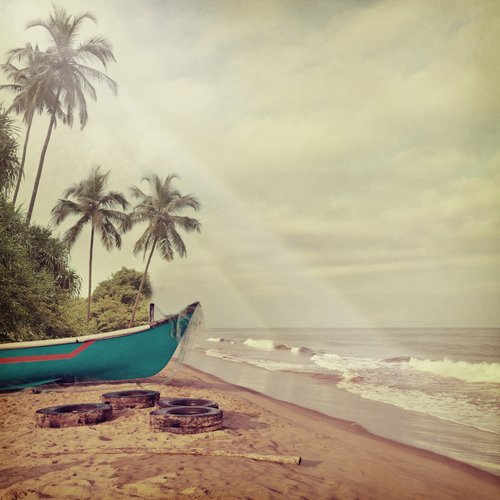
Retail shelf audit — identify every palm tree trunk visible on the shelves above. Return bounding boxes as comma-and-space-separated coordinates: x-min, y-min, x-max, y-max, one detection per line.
87, 225, 95, 323
129, 240, 156, 327
26, 111, 56, 222
12, 113, 34, 206
26, 87, 61, 222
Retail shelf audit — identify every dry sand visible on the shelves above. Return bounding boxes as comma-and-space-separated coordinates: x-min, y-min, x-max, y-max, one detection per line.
1, 364, 499, 499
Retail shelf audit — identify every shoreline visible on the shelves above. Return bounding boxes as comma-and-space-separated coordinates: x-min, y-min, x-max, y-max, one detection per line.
184, 363, 500, 481
184, 348, 500, 476
1, 364, 499, 499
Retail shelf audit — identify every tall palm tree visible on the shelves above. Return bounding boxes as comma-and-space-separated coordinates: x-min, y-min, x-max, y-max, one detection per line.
125, 174, 201, 327
52, 167, 128, 322
0, 45, 64, 205
12, 6, 117, 222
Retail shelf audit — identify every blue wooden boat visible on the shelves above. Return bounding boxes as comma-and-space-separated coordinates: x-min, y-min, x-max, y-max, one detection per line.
0, 302, 200, 391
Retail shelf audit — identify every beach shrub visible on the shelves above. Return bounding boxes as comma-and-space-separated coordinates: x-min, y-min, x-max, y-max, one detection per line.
0, 199, 82, 342
87, 267, 152, 333
93, 267, 152, 305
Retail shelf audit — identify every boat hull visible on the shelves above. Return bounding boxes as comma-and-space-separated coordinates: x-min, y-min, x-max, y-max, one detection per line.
0, 302, 199, 391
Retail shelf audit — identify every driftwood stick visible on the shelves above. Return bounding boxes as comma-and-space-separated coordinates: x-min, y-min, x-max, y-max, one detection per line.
192, 449, 301, 465
38, 448, 302, 465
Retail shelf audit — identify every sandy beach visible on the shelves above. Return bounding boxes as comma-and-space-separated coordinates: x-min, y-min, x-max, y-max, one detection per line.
1, 364, 499, 500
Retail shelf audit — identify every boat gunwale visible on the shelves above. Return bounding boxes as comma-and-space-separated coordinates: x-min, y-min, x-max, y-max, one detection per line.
0, 316, 175, 352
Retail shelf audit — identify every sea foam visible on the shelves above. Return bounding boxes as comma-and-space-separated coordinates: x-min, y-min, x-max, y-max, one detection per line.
243, 338, 275, 351
409, 357, 500, 384
311, 352, 380, 374
207, 337, 235, 344
204, 349, 311, 373
338, 378, 500, 434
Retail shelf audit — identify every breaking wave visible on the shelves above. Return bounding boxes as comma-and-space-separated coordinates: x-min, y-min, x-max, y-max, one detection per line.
311, 353, 380, 374
311, 353, 500, 384
409, 358, 500, 384
243, 339, 275, 351
243, 338, 313, 354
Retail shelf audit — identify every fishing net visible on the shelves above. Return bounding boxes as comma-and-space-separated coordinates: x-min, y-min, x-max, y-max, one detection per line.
153, 302, 204, 383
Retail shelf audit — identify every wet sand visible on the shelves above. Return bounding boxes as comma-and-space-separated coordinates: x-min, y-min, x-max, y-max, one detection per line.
1, 364, 499, 499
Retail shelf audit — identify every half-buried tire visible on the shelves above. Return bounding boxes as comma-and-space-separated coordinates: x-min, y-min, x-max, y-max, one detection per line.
36, 403, 112, 428
157, 397, 219, 409
101, 390, 160, 409
150, 406, 223, 434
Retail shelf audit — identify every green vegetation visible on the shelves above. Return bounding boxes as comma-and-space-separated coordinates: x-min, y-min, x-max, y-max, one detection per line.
0, 106, 20, 196
52, 167, 128, 322
0, 200, 152, 340
89, 267, 152, 332
0, 7, 202, 343
0, 198, 82, 342
125, 174, 201, 326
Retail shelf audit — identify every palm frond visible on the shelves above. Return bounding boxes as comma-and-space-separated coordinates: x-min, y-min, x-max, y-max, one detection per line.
169, 226, 187, 257
99, 208, 129, 224
123, 211, 150, 232
129, 185, 147, 200
172, 215, 202, 233
70, 12, 97, 42
26, 17, 60, 45
100, 191, 129, 209
51, 199, 82, 225
133, 227, 154, 257
62, 180, 83, 199
170, 194, 201, 213
98, 218, 121, 250
158, 236, 175, 261
75, 64, 118, 95
73, 67, 97, 101
62, 214, 89, 248
74, 79, 89, 128
6, 43, 39, 64
77, 36, 116, 68
120, 213, 133, 233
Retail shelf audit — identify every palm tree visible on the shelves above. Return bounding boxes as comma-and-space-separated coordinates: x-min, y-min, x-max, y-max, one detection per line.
0, 45, 64, 205
51, 167, 128, 322
125, 174, 201, 327
12, 6, 117, 222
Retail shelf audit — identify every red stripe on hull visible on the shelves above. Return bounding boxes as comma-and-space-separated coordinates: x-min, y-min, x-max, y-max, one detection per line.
0, 341, 96, 365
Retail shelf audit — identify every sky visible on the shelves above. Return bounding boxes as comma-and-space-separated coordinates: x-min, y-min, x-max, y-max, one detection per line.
1, 0, 499, 328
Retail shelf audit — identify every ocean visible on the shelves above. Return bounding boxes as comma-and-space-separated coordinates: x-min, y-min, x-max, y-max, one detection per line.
181, 326, 500, 475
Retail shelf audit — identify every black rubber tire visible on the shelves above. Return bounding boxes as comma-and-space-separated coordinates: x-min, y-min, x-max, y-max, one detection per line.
150, 406, 223, 434
157, 397, 219, 409
36, 403, 112, 428
101, 390, 160, 409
